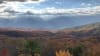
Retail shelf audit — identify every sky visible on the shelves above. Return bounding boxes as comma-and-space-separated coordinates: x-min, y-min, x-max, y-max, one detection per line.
0, 0, 100, 29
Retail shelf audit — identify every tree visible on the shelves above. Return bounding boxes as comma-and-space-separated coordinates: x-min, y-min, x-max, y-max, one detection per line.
68, 44, 86, 56
24, 40, 41, 56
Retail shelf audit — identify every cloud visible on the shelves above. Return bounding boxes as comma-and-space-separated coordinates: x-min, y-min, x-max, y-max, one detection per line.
0, 0, 39, 2
0, 0, 45, 4
81, 3, 92, 6
30, 6, 100, 16
1, 3, 100, 19
45, 6, 100, 15
1, 0, 26, 2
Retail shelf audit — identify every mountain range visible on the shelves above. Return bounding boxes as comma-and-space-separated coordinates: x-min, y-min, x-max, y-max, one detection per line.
0, 15, 100, 29
0, 22, 99, 38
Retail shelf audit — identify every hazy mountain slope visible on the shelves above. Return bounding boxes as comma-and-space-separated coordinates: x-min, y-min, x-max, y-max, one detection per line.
63, 22, 100, 37
0, 22, 99, 38
0, 15, 100, 29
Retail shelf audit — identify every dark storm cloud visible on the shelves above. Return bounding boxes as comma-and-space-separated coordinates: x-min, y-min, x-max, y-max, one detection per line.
0, 0, 39, 3
0, 0, 26, 2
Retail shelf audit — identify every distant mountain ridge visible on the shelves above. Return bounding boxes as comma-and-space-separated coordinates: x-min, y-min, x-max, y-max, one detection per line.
0, 22, 99, 38
63, 22, 100, 37
73, 22, 100, 30
0, 15, 100, 29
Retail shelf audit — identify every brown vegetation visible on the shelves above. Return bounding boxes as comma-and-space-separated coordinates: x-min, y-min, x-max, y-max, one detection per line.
0, 23, 100, 56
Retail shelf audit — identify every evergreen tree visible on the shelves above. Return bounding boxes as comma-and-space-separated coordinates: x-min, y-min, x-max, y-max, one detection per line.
24, 40, 41, 56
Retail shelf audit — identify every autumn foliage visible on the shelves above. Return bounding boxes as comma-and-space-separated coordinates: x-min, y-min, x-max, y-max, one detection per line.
1, 48, 9, 56
56, 50, 72, 56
